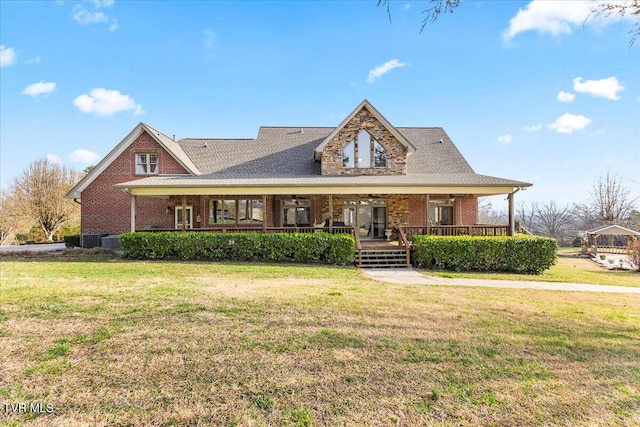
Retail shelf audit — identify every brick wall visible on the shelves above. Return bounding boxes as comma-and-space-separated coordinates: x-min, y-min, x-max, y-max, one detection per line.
81, 130, 188, 234
321, 107, 407, 176
456, 196, 478, 225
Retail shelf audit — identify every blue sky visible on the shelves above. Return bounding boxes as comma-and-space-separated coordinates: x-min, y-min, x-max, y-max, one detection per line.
1, 0, 638, 211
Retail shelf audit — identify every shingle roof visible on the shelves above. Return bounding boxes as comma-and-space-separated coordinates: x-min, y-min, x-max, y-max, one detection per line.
176, 126, 477, 178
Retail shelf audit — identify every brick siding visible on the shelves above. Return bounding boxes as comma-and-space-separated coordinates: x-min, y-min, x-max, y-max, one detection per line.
81, 131, 188, 235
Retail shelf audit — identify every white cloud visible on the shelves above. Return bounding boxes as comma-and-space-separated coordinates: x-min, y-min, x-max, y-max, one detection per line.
557, 91, 575, 103
88, 0, 115, 7
73, 6, 109, 25
73, 3, 118, 30
46, 154, 62, 164
0, 45, 17, 67
26, 55, 41, 65
548, 113, 592, 134
203, 29, 216, 48
22, 82, 57, 97
73, 88, 143, 116
404, 3, 411, 10
503, 0, 592, 41
502, 0, 631, 42
69, 149, 100, 163
366, 59, 408, 84
573, 76, 624, 100
497, 134, 513, 145
524, 123, 543, 132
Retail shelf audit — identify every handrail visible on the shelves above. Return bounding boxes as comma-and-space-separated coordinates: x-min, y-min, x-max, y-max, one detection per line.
352, 225, 362, 266
398, 226, 411, 265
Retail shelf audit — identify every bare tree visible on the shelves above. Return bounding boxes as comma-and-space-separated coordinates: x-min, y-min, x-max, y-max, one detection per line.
11, 159, 81, 241
378, 0, 639, 46
0, 190, 22, 245
377, 0, 461, 31
515, 201, 537, 234
478, 200, 507, 224
590, 0, 640, 47
576, 170, 638, 228
534, 201, 574, 243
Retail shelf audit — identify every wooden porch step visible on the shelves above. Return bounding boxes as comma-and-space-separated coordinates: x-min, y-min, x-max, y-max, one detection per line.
357, 248, 410, 268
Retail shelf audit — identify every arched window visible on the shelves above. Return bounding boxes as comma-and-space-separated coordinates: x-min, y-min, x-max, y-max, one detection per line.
342, 130, 387, 169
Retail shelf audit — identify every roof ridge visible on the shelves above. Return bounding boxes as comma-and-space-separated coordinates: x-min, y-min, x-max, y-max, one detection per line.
179, 138, 255, 141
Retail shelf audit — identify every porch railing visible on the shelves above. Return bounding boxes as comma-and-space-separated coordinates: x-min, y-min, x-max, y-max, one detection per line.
591, 245, 628, 255
136, 226, 355, 235
400, 225, 510, 240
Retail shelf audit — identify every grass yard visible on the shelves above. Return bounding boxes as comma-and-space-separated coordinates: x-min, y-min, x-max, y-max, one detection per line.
422, 248, 640, 287
1, 257, 639, 426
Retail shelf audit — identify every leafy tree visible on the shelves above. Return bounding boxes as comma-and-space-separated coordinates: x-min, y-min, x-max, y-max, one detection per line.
11, 159, 81, 241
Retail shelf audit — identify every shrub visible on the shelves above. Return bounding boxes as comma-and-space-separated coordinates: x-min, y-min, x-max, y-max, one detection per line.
411, 235, 558, 274
120, 231, 355, 265
63, 234, 81, 248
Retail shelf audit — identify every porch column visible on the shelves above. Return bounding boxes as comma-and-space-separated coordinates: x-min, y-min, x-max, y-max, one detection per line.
181, 195, 187, 232
262, 195, 267, 232
130, 194, 136, 232
425, 194, 430, 235
508, 192, 515, 236
329, 194, 333, 233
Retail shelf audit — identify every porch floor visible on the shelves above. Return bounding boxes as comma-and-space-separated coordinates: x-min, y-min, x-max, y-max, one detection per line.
360, 240, 401, 249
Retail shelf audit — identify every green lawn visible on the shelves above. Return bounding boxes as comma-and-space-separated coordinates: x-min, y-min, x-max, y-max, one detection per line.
422, 248, 640, 287
1, 257, 639, 426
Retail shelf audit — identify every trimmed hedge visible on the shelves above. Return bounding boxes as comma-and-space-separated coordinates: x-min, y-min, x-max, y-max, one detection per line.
411, 235, 558, 274
119, 231, 355, 265
63, 234, 81, 248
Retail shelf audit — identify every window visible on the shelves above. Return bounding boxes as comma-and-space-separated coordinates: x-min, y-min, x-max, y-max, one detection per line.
135, 153, 158, 175
210, 199, 263, 224
210, 199, 236, 224
238, 199, 263, 223
341, 130, 387, 169
281, 200, 311, 227
429, 200, 454, 225
374, 140, 387, 168
342, 140, 355, 168
358, 130, 371, 168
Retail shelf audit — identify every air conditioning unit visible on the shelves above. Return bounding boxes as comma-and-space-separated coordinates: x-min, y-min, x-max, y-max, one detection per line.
82, 233, 106, 249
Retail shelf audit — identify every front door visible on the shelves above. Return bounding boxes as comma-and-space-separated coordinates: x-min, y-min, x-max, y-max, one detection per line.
343, 200, 387, 240
175, 206, 193, 229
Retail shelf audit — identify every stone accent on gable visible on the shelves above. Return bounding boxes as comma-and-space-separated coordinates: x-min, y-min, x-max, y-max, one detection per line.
81, 131, 189, 235
321, 107, 407, 176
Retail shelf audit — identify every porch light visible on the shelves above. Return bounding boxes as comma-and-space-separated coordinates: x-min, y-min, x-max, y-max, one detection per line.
619, 259, 624, 269
196, 214, 201, 223
165, 206, 172, 214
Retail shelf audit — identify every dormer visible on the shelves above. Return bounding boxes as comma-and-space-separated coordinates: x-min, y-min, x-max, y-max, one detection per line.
314, 100, 415, 176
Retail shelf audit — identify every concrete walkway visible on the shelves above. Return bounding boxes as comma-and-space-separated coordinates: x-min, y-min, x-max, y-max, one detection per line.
0, 243, 65, 253
361, 268, 640, 294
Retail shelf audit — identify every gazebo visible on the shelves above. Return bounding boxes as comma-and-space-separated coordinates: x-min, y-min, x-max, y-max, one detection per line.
586, 224, 640, 255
